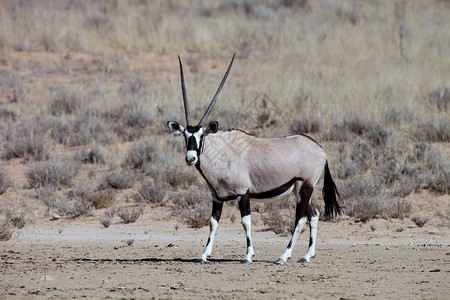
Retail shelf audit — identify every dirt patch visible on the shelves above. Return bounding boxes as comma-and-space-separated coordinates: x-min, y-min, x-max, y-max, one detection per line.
1, 215, 449, 299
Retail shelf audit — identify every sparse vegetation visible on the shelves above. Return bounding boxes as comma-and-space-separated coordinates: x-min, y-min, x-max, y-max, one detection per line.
25, 160, 79, 189
53, 198, 93, 218
118, 205, 143, 224
0, 171, 12, 195
411, 215, 429, 228
262, 210, 294, 235
99, 206, 118, 228
0, 219, 13, 241
182, 202, 211, 229
134, 180, 167, 205
99, 169, 137, 190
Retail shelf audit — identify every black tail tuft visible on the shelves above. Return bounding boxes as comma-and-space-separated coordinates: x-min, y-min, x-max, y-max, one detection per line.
322, 161, 343, 218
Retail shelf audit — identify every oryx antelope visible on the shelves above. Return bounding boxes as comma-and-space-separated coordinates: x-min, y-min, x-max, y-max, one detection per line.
167, 53, 342, 264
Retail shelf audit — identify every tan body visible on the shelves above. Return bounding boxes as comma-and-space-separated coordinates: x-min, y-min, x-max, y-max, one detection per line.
198, 130, 326, 200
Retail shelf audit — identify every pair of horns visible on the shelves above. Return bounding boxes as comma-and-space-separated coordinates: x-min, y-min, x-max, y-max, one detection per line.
178, 53, 236, 126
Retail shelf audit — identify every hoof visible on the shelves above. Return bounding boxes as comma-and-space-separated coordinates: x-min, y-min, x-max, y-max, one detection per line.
274, 258, 286, 265
194, 258, 207, 263
298, 257, 309, 263
241, 259, 252, 264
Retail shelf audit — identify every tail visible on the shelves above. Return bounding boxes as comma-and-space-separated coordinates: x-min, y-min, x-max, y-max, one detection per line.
322, 161, 343, 218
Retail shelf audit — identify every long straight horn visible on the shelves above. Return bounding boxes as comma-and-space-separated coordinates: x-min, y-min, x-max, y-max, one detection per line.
178, 55, 191, 126
199, 52, 236, 126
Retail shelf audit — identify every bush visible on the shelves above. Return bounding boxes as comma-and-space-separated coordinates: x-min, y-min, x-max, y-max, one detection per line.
0, 171, 12, 195
53, 198, 93, 218
415, 120, 449, 142
48, 88, 81, 115
69, 187, 115, 209
384, 108, 414, 125
134, 180, 167, 205
25, 160, 79, 188
4, 122, 48, 161
182, 202, 210, 228
118, 205, 143, 224
99, 206, 117, 228
163, 167, 198, 189
106, 100, 153, 141
122, 141, 157, 170
411, 214, 429, 228
262, 210, 294, 235
428, 88, 449, 112
290, 118, 322, 134
0, 108, 17, 121
341, 175, 392, 222
99, 169, 137, 190
74, 147, 105, 164
0, 219, 12, 241
322, 124, 353, 142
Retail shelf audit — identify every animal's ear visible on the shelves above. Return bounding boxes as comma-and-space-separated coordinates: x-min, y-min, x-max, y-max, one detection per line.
205, 121, 219, 134
167, 121, 184, 135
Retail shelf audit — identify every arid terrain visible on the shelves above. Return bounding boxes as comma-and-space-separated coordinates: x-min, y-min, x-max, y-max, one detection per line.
1, 206, 449, 300
0, 1, 449, 299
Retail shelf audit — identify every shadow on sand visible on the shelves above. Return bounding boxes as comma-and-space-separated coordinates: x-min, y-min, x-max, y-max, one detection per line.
68, 257, 273, 264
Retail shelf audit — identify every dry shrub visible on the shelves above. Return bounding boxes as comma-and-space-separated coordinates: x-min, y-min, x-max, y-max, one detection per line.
367, 129, 390, 147
50, 114, 114, 147
48, 88, 81, 115
0, 108, 17, 121
343, 117, 375, 136
341, 175, 392, 222
53, 198, 93, 218
384, 108, 414, 125
415, 120, 449, 143
262, 210, 294, 235
322, 124, 353, 142
428, 88, 449, 112
163, 167, 198, 189
99, 206, 117, 228
74, 147, 105, 164
182, 202, 210, 229
122, 141, 157, 171
411, 214, 429, 228
170, 188, 210, 217
134, 180, 167, 205
2, 73, 25, 103
0, 219, 12, 241
69, 187, 115, 209
106, 100, 153, 141
2, 206, 27, 229
390, 199, 412, 220
118, 205, 143, 224
99, 169, 137, 190
4, 122, 48, 161
391, 166, 421, 197
422, 150, 450, 194
25, 160, 79, 188
0, 171, 12, 195
290, 118, 322, 134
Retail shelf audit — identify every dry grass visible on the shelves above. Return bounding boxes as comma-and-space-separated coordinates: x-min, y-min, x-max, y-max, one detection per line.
0, 0, 449, 232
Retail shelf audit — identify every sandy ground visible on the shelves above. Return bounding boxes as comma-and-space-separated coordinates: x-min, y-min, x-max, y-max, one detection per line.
1, 208, 449, 300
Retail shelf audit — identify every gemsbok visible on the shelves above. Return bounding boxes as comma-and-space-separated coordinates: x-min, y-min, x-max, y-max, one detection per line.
167, 53, 342, 264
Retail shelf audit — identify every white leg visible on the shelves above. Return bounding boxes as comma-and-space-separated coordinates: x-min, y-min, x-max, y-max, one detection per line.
241, 215, 254, 263
197, 199, 223, 262
275, 217, 307, 264
300, 208, 319, 263
198, 217, 218, 262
